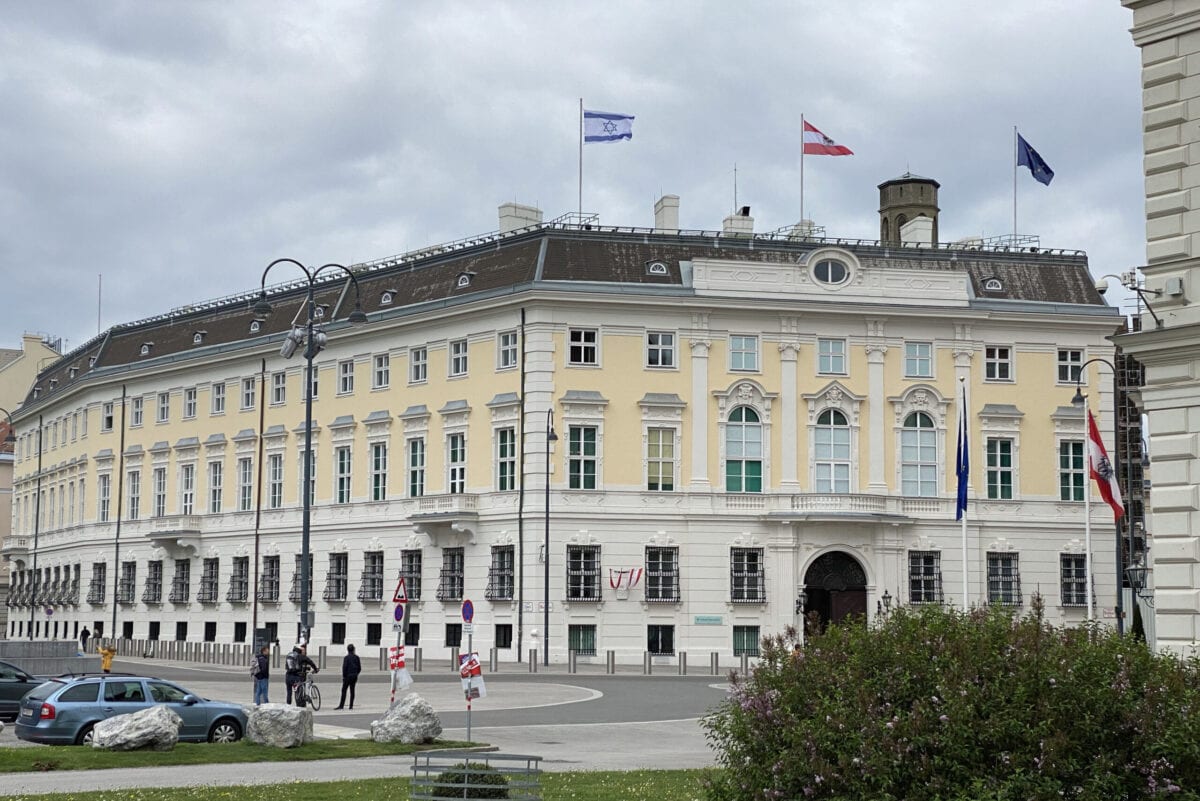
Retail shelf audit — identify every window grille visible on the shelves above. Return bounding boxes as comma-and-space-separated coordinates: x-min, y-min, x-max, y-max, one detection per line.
258, 556, 280, 602
987, 552, 1022, 606
323, 553, 349, 602
436, 547, 465, 601
198, 558, 220, 603
908, 551, 944, 604
645, 547, 680, 602
1060, 554, 1088, 607
288, 554, 314, 602
227, 557, 249, 602
358, 551, 384, 602
566, 545, 601, 601
401, 550, 422, 601
730, 548, 765, 602
485, 546, 515, 600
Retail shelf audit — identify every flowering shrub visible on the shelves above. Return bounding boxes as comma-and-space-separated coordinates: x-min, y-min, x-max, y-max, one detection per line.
702, 597, 1200, 800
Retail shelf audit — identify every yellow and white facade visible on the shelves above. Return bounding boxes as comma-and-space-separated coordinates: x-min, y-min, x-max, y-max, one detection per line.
6, 190, 1126, 663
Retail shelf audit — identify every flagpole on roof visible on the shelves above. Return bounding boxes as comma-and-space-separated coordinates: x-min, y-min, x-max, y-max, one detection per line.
799, 113, 806, 227
578, 98, 584, 216
1012, 125, 1018, 240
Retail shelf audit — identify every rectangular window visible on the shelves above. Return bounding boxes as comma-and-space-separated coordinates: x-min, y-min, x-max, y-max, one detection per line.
448, 433, 466, 494
143, 560, 163, 604
338, 360, 355, 394
985, 346, 1012, 381
1057, 349, 1084, 384
733, 626, 760, 657
211, 382, 226, 415
102, 402, 114, 431
271, 372, 287, 405
169, 559, 190, 604
645, 547, 680, 602
99, 474, 111, 522
156, 392, 170, 423
267, 453, 284, 509
330, 622, 346, 645
198, 557, 220, 603
437, 547, 465, 601
449, 339, 469, 377
730, 335, 759, 371
259, 555, 280, 602
152, 467, 167, 518
485, 545, 515, 601
127, 471, 141, 520
647, 428, 675, 491
908, 551, 943, 604
372, 352, 391, 388
568, 426, 597, 490
241, 378, 256, 410
305, 366, 318, 401
569, 328, 599, 366
567, 545, 601, 601
904, 342, 933, 378
228, 556, 249, 602
208, 462, 223, 513
817, 338, 846, 375
359, 551, 384, 602
401, 549, 422, 601
299, 449, 316, 507
445, 623, 463, 648
1060, 554, 1088, 607
87, 563, 107, 604
370, 442, 388, 501
495, 624, 513, 649
335, 446, 352, 504
1059, 441, 1085, 501
131, 397, 144, 427
647, 624, 675, 656
986, 438, 1014, 500
289, 554, 313, 603
730, 548, 764, 602
237, 457, 253, 512
408, 438, 426, 498
987, 552, 1021, 606
498, 330, 519, 370
646, 331, 675, 368
184, 388, 197, 419
496, 427, 516, 491
180, 464, 195, 515
323, 553, 348, 602
117, 561, 136, 604
410, 346, 428, 383
366, 623, 382, 647
568, 624, 597, 656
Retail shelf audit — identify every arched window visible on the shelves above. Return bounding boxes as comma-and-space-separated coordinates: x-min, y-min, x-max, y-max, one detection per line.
814, 409, 850, 493
725, 407, 762, 493
901, 412, 937, 496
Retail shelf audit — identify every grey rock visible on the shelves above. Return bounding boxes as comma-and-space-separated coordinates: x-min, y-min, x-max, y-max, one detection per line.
246, 703, 313, 748
93, 706, 181, 751
370, 692, 442, 744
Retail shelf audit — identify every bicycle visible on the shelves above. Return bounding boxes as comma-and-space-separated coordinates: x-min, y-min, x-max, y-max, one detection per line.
294, 669, 321, 710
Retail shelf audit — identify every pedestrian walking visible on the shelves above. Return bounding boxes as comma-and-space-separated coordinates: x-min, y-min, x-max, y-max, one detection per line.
335, 644, 361, 709
284, 643, 317, 706
253, 645, 271, 705
79, 627, 90, 653
97, 641, 117, 673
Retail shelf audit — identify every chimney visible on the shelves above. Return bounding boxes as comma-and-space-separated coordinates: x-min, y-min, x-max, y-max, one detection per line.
722, 205, 754, 236
654, 195, 680, 232
899, 215, 934, 247
499, 202, 543, 234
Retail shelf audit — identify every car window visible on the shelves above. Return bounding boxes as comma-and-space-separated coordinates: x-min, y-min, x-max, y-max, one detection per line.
147, 682, 189, 703
27, 680, 69, 701
0, 663, 24, 680
58, 683, 100, 703
103, 680, 146, 703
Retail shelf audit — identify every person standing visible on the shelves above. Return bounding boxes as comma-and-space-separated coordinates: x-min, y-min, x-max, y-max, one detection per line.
335, 643, 361, 710
284, 643, 317, 706
97, 641, 117, 673
253, 645, 271, 705
79, 627, 91, 653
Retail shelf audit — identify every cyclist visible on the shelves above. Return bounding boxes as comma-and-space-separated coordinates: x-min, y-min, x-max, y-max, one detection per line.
284, 643, 318, 706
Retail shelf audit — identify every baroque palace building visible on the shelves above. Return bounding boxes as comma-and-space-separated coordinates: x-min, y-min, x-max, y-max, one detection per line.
5, 177, 1128, 663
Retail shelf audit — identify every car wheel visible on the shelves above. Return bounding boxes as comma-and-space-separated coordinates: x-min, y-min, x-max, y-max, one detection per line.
75, 724, 95, 746
208, 718, 242, 744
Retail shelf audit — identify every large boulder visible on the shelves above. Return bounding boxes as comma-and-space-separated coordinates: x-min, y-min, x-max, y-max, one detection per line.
370, 692, 442, 744
246, 703, 313, 748
93, 706, 182, 751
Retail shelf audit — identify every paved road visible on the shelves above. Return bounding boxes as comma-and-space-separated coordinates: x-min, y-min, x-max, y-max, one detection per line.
0, 655, 730, 794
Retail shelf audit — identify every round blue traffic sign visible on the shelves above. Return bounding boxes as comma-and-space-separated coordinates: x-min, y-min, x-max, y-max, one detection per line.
393, 605, 405, 622
462, 599, 474, 622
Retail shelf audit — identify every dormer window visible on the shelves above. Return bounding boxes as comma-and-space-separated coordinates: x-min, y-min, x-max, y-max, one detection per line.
249, 320, 262, 333
456, 272, 475, 289
314, 305, 327, 320
646, 261, 668, 276
88, 357, 97, 367
49, 379, 58, 388
983, 277, 1003, 292
381, 290, 395, 306
33, 387, 41, 399
69, 367, 78, 379
139, 343, 153, 356
192, 331, 207, 345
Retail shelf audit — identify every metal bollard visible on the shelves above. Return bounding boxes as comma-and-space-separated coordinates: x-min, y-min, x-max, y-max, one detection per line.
643, 651, 652, 675
528, 649, 538, 672
606, 650, 616, 674
489, 647, 498, 672
318, 645, 327, 670
679, 652, 687, 675
379, 647, 386, 671
272, 644, 281, 669
568, 649, 577, 673
450, 647, 460, 671
741, 653, 749, 674
710, 651, 720, 675
414, 647, 422, 672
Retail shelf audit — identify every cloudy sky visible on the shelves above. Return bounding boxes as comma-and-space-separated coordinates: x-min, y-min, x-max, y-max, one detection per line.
1, 2, 1145, 356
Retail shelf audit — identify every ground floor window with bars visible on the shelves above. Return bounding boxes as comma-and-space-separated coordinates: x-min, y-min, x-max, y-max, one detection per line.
258, 555, 280, 602
87, 563, 106, 604
169, 560, 190, 604
288, 554, 313, 603
987, 552, 1021, 606
117, 562, 136, 604
437, 547, 464, 601
359, 551, 383, 601
908, 550, 944, 604
568, 624, 596, 656
645, 547, 680, 602
401, 550, 422, 601
567, 545, 601, 601
730, 547, 764, 602
486, 546, 514, 600
733, 625, 760, 657
227, 556, 249, 602
324, 553, 348, 602
198, 558, 220, 603
648, 624, 675, 655
1060, 554, 1088, 607
142, 561, 163, 604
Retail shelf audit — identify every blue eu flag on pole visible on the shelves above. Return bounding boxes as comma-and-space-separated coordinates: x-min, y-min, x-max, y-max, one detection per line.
955, 384, 969, 521
1017, 133, 1054, 186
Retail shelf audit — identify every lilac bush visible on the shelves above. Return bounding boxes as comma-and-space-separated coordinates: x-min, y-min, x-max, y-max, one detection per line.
702, 597, 1200, 801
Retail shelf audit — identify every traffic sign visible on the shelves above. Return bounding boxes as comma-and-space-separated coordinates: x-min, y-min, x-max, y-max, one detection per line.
393, 605, 405, 622
391, 622, 404, 632
393, 577, 408, 603
461, 599, 474, 622
463, 622, 474, 635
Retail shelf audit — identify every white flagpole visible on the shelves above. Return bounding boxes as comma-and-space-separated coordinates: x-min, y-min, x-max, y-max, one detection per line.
1012, 125, 1018, 239
960, 377, 969, 611
800, 113, 806, 226
1084, 409, 1095, 622
578, 99, 584, 216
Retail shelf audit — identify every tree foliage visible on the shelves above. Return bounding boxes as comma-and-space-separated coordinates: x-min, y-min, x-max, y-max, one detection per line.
702, 598, 1200, 800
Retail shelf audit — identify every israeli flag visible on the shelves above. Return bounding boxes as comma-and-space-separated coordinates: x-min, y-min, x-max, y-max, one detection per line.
584, 109, 634, 143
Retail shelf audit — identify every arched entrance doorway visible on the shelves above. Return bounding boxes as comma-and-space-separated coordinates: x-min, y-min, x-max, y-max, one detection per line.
802, 551, 868, 632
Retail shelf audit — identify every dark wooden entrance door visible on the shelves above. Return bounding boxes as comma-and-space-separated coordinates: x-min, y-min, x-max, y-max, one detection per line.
803, 551, 869, 631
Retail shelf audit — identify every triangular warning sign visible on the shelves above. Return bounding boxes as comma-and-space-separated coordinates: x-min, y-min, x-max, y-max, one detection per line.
393, 576, 408, 604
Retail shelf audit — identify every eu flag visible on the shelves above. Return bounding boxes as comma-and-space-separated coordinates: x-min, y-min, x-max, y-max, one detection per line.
955, 384, 969, 521
1017, 133, 1054, 186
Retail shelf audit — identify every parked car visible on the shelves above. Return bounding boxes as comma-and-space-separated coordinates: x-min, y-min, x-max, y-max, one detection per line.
0, 660, 44, 721
15, 674, 248, 745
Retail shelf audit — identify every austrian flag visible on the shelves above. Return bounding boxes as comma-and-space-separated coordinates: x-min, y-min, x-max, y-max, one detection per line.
802, 120, 853, 156
1087, 410, 1124, 521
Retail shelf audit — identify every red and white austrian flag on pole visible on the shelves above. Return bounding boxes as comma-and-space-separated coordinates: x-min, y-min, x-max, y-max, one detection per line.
1087, 410, 1124, 521
802, 120, 853, 156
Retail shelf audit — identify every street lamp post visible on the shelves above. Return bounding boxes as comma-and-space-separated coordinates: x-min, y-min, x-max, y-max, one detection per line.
543, 409, 557, 667
1071, 357, 1125, 634
254, 259, 368, 645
